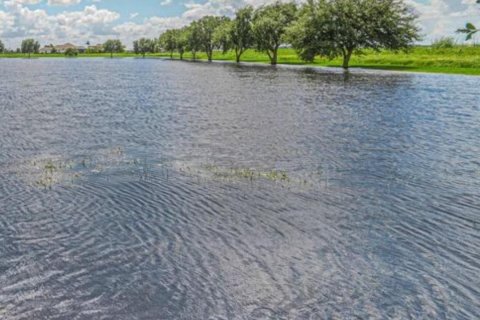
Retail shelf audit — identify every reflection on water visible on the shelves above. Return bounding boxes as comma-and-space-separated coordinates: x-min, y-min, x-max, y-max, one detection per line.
0, 59, 479, 319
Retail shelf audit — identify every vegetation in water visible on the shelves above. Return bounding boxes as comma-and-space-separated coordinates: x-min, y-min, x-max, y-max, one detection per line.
8, 147, 149, 189
205, 165, 290, 182
171, 162, 330, 190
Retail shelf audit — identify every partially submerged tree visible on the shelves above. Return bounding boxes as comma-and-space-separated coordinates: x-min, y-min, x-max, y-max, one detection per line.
288, 0, 420, 69
176, 28, 189, 60
228, 6, 255, 63
134, 38, 155, 58
103, 39, 124, 58
133, 40, 139, 55
186, 22, 202, 60
159, 29, 178, 58
252, 2, 297, 65
196, 16, 229, 61
212, 21, 232, 55
64, 47, 78, 57
21, 39, 40, 58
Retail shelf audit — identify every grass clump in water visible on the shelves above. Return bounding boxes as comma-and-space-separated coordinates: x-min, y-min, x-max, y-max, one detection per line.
203, 165, 290, 183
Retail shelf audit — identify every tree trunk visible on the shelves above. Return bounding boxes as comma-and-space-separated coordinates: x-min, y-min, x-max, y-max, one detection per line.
270, 49, 278, 65
170, 52, 173, 59
207, 50, 212, 62
192, 51, 196, 60
235, 48, 241, 63
180, 52, 184, 60
342, 49, 353, 69
110, 52, 113, 59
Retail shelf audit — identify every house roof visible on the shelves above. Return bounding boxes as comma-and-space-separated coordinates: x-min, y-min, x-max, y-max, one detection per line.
55, 43, 77, 49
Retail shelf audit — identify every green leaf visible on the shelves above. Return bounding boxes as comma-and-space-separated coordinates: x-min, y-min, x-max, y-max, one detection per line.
466, 23, 476, 30
466, 33, 473, 41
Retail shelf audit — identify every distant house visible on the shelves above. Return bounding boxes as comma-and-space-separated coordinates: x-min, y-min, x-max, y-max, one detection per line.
39, 45, 55, 54
39, 43, 87, 54
55, 43, 77, 53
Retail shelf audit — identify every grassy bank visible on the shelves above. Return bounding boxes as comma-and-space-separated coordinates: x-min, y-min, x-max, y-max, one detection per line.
1, 46, 479, 75
157, 47, 480, 76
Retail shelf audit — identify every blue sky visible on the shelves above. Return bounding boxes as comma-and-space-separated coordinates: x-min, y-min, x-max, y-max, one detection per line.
0, 0, 478, 48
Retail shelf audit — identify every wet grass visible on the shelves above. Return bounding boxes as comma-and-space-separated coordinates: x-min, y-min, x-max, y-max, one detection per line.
2, 46, 479, 75
160, 46, 480, 76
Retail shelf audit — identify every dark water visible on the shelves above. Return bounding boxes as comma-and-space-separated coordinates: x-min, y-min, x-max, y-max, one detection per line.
0, 59, 479, 319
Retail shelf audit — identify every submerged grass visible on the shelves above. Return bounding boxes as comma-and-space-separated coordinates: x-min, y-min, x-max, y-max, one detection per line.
204, 165, 290, 183
10, 147, 148, 189
1, 46, 479, 75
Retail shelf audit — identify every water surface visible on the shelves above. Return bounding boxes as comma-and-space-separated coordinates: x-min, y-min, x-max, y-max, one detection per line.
0, 59, 479, 319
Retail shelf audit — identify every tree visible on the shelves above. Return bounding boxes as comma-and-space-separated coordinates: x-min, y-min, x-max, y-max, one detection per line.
133, 40, 139, 55
0, 40, 4, 54
288, 0, 420, 69
103, 39, 124, 58
252, 1, 297, 65
65, 47, 78, 57
196, 16, 229, 61
186, 21, 203, 60
213, 20, 232, 55
176, 27, 189, 60
457, 1, 479, 41
228, 6, 255, 63
159, 29, 178, 58
21, 39, 40, 58
134, 38, 155, 58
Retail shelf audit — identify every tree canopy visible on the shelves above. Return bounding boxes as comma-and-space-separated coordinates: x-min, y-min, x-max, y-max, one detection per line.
21, 39, 40, 58
132, 0, 422, 69
252, 2, 297, 65
103, 39, 124, 58
133, 38, 155, 58
186, 21, 203, 60
0, 40, 4, 53
227, 6, 255, 63
159, 29, 178, 58
288, 0, 420, 69
64, 47, 78, 57
196, 16, 230, 61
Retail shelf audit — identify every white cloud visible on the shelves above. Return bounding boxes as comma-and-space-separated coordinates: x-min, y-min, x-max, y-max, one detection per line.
47, 0, 82, 6
0, 2, 120, 47
406, 0, 479, 42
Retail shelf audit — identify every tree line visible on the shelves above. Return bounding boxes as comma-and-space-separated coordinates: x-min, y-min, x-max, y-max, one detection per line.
149, 0, 421, 69
13, 0, 480, 69
1, 0, 478, 68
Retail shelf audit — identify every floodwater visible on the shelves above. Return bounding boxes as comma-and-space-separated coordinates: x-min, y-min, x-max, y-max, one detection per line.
0, 58, 479, 319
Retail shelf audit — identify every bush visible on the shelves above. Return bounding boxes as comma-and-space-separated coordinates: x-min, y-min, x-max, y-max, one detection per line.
431, 37, 456, 49
65, 48, 78, 57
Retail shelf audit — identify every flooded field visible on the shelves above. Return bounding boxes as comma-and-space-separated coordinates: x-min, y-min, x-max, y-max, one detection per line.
0, 59, 479, 319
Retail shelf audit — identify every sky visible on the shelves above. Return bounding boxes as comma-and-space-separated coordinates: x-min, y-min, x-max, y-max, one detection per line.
0, 0, 478, 48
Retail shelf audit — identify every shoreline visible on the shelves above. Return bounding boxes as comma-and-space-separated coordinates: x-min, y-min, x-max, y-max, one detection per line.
1, 50, 479, 76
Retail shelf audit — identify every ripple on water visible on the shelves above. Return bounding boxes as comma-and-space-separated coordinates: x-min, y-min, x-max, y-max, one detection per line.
0, 59, 479, 319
